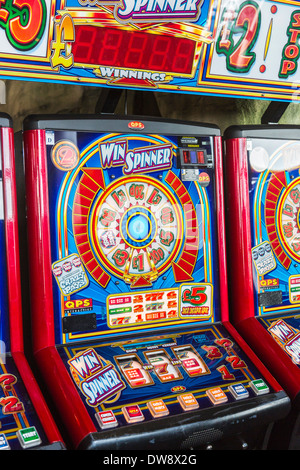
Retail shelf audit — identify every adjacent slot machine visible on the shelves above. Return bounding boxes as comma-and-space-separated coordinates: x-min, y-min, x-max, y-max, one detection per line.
224, 125, 300, 449
0, 113, 64, 450
21, 115, 290, 450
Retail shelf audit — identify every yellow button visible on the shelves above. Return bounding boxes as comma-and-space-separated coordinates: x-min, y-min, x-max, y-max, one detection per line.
147, 399, 169, 417
206, 387, 228, 405
177, 393, 199, 411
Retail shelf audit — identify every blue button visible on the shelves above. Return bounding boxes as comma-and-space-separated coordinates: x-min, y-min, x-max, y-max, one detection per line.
228, 383, 249, 400
0, 434, 10, 450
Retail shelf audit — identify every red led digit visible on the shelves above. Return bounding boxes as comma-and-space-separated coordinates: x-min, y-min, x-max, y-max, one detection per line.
197, 151, 204, 163
98, 29, 123, 65
72, 26, 97, 63
172, 40, 195, 73
124, 32, 147, 68
148, 36, 171, 69
183, 151, 190, 163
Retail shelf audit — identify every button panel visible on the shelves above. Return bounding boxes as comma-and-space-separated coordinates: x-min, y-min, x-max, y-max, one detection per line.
63, 327, 273, 433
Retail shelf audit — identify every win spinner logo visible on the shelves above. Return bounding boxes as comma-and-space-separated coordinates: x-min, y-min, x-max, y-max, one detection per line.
114, 0, 204, 23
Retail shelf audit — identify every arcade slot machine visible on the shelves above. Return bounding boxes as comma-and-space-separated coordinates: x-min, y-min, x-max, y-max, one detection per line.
20, 114, 290, 450
0, 113, 64, 450
224, 125, 300, 449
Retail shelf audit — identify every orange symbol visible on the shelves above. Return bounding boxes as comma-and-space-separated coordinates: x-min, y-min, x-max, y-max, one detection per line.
52, 140, 79, 171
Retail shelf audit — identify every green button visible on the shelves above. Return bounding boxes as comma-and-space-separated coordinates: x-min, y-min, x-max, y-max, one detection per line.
250, 379, 269, 395
17, 427, 41, 448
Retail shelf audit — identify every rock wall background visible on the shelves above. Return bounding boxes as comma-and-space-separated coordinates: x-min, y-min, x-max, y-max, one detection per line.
1, 79, 300, 132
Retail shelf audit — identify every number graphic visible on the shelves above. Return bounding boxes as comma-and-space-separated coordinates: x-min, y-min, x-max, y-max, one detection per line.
98, 29, 123, 65
226, 355, 246, 369
182, 286, 207, 305
202, 344, 222, 359
99, 208, 116, 227
124, 32, 147, 68
112, 249, 129, 267
216, 0, 261, 73
0, 0, 46, 50
217, 365, 235, 380
292, 239, 300, 252
283, 221, 293, 238
0, 396, 24, 414
290, 188, 300, 204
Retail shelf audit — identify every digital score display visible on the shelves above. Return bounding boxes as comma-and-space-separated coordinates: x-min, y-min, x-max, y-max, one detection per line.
72, 25, 197, 75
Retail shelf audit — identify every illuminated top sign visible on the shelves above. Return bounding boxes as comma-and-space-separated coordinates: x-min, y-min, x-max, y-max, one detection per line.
1, 0, 300, 102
